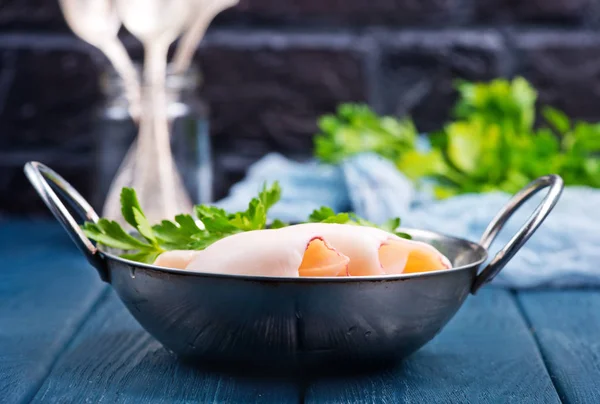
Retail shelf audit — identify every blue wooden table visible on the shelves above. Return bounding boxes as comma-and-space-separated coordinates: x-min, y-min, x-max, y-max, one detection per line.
2, 220, 599, 404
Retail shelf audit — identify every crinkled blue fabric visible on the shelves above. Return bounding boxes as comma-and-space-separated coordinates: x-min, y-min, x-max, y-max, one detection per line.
216, 152, 600, 288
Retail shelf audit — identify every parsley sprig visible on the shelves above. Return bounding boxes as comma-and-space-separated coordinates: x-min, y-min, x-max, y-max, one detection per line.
314, 103, 417, 164
308, 206, 411, 239
398, 78, 600, 198
83, 183, 409, 264
315, 78, 600, 198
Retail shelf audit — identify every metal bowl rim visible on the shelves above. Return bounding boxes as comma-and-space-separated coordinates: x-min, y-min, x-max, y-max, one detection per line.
101, 227, 488, 283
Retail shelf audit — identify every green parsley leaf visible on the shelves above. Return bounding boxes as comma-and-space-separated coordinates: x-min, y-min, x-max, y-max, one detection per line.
454, 76, 536, 134
120, 187, 144, 228
229, 198, 267, 230
542, 106, 570, 134
121, 250, 162, 264
269, 219, 288, 229
133, 207, 157, 245
259, 181, 281, 211
195, 205, 239, 234
308, 206, 337, 222
314, 103, 417, 164
152, 219, 194, 245
321, 213, 351, 224
175, 214, 203, 235
82, 220, 153, 251
309, 208, 411, 239
380, 218, 401, 233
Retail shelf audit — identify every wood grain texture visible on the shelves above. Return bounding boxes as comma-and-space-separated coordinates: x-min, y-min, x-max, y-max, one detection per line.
5, 221, 586, 404
517, 290, 600, 404
304, 288, 561, 404
32, 290, 302, 404
0, 220, 106, 404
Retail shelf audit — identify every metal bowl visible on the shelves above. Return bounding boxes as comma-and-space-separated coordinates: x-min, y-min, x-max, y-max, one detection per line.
25, 162, 563, 369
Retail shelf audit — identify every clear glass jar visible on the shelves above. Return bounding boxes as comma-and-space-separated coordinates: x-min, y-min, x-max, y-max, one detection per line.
94, 64, 212, 211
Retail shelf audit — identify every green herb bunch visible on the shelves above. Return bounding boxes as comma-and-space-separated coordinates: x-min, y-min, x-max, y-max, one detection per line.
314, 103, 418, 164
83, 183, 409, 263
315, 77, 600, 198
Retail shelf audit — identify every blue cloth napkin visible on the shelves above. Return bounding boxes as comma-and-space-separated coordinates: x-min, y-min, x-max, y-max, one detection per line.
216, 152, 600, 288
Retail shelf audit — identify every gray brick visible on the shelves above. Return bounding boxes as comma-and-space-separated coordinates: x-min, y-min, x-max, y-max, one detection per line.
515, 31, 600, 123
0, 36, 103, 152
221, 0, 466, 25
0, 0, 68, 31
476, 0, 592, 24
378, 30, 509, 132
0, 0, 467, 30
198, 30, 371, 197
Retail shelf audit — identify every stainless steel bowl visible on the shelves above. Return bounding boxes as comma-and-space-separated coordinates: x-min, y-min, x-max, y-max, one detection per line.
25, 162, 563, 369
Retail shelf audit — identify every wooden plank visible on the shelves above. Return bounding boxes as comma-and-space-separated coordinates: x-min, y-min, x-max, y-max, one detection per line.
0, 220, 106, 404
517, 290, 600, 404
32, 289, 302, 404
0, 220, 70, 252
305, 288, 561, 404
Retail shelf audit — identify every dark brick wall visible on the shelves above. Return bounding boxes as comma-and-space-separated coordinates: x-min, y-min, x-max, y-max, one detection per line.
2, 0, 600, 216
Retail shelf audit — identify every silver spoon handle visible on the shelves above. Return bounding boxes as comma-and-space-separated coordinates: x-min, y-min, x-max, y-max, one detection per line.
172, 0, 239, 74
471, 174, 564, 294
101, 40, 141, 121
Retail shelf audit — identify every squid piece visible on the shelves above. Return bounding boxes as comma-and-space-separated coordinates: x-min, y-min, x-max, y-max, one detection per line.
152, 223, 451, 277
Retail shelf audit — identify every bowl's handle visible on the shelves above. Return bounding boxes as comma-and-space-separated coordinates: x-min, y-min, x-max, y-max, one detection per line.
471, 175, 564, 294
24, 161, 109, 282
